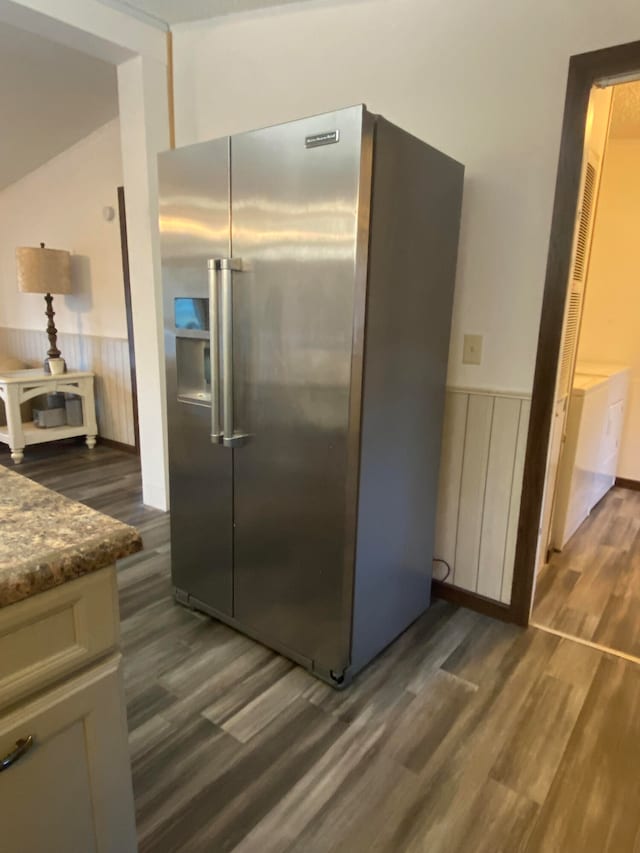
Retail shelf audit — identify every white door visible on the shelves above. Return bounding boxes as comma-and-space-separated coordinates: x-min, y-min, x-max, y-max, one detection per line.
537, 396, 567, 567
0, 655, 137, 853
537, 154, 602, 569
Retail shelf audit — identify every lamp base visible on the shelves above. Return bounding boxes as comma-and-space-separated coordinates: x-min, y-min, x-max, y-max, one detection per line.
44, 357, 67, 375
43, 293, 66, 374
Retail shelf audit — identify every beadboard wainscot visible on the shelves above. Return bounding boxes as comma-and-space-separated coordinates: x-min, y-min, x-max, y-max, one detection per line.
435, 386, 531, 605
0, 327, 134, 447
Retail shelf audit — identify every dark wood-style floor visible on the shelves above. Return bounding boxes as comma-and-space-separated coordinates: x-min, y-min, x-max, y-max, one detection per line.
534, 486, 640, 659
4, 441, 640, 851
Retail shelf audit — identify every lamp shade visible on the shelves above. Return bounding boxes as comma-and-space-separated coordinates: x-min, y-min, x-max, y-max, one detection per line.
16, 245, 71, 295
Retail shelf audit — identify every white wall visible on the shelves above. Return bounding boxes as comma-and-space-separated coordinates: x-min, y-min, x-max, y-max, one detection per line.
578, 138, 640, 482
0, 118, 125, 339
172, 0, 640, 397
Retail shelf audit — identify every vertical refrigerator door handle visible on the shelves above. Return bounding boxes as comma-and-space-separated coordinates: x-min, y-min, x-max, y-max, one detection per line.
215, 258, 247, 448
207, 260, 223, 444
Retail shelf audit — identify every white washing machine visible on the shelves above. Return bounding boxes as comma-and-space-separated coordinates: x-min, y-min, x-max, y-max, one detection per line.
551, 363, 630, 550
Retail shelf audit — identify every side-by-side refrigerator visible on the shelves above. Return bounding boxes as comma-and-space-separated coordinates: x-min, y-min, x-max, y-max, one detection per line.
158, 105, 464, 685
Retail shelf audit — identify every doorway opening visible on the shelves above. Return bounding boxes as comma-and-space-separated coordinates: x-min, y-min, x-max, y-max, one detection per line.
511, 40, 640, 653
0, 19, 146, 463
531, 79, 640, 657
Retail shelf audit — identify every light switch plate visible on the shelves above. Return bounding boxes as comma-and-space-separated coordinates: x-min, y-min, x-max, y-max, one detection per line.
463, 334, 483, 365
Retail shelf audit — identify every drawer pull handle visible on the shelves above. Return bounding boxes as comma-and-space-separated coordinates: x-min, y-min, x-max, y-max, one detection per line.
0, 736, 34, 772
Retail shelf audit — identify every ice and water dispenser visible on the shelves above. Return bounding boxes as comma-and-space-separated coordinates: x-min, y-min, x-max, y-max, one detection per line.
174, 297, 212, 405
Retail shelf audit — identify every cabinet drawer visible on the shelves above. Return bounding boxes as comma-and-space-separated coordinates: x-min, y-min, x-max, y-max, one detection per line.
0, 567, 119, 712
0, 653, 137, 853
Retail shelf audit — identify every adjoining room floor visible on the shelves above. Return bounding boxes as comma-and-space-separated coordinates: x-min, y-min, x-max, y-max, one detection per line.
533, 486, 640, 659
4, 442, 640, 851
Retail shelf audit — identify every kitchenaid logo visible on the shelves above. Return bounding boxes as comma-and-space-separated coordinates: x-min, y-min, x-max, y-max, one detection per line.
305, 130, 340, 148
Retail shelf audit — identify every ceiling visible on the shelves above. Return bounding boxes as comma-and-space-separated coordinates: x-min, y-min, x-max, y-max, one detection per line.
609, 81, 640, 140
99, 0, 312, 26
0, 22, 118, 190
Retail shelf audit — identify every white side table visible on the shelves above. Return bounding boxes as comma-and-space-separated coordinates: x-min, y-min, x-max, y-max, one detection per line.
0, 369, 98, 463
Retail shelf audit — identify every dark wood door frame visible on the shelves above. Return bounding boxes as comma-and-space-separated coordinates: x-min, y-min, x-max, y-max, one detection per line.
510, 39, 640, 625
117, 185, 141, 453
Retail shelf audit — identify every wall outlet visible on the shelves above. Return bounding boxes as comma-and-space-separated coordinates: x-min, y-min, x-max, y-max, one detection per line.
463, 334, 483, 365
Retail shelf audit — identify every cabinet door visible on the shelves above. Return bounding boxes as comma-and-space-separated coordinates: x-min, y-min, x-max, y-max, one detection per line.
0, 654, 136, 853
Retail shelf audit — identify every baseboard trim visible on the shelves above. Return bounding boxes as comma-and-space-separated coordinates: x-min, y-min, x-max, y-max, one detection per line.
98, 436, 138, 455
615, 477, 640, 492
431, 580, 514, 623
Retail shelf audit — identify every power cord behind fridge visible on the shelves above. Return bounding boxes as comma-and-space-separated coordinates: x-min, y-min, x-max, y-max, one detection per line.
432, 557, 451, 583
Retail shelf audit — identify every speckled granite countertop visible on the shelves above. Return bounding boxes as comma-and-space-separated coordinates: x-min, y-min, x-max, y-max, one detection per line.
0, 467, 142, 608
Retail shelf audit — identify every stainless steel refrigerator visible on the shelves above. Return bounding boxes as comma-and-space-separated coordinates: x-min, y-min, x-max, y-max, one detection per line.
158, 105, 464, 685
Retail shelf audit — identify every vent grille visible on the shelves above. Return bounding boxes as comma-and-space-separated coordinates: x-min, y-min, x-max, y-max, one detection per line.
558, 289, 583, 398
573, 162, 596, 282
557, 158, 598, 399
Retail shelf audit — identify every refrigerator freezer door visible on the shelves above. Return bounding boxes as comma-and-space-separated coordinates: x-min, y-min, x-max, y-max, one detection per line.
159, 138, 234, 616
230, 106, 370, 672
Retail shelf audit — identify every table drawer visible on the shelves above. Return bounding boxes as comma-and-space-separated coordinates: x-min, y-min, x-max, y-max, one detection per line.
0, 567, 119, 712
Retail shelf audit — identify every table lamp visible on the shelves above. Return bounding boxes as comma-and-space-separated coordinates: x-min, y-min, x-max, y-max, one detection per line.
16, 243, 72, 373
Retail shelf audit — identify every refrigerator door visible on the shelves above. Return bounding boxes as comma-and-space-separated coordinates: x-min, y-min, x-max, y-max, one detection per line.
230, 106, 371, 673
159, 138, 234, 616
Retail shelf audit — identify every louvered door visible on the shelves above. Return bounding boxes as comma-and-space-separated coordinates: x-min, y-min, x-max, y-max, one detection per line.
557, 160, 597, 398
539, 155, 601, 558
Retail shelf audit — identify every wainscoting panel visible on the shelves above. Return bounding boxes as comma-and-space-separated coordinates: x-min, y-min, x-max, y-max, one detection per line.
501, 399, 531, 603
0, 327, 135, 447
477, 396, 522, 600
434, 392, 468, 575
454, 394, 494, 591
435, 388, 531, 605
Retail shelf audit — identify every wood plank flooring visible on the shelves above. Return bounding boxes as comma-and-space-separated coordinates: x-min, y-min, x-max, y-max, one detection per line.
534, 486, 640, 658
4, 441, 640, 851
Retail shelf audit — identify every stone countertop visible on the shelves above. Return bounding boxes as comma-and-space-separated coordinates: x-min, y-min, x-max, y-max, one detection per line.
0, 467, 142, 608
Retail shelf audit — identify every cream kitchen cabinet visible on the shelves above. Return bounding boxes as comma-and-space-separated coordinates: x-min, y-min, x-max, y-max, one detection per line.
0, 465, 141, 853
0, 654, 137, 853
